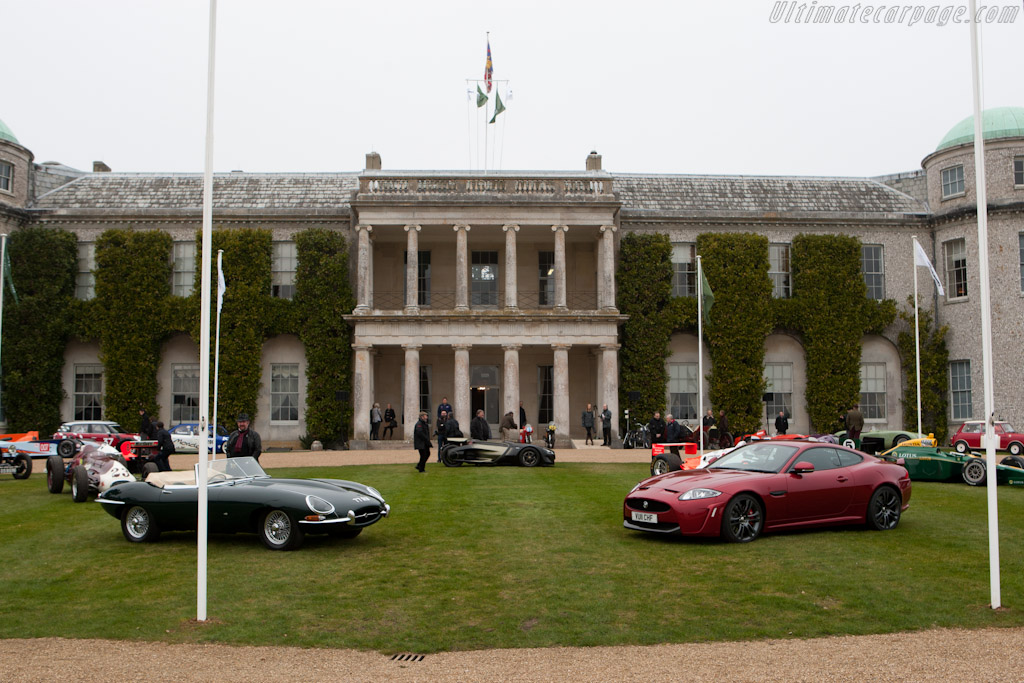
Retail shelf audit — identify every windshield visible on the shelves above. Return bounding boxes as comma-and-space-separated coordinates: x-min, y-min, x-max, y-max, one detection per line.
710, 443, 798, 473
108, 424, 126, 433
198, 456, 268, 481
998, 422, 1015, 434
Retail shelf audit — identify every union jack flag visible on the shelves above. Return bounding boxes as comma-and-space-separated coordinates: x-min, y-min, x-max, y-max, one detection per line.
484, 38, 493, 93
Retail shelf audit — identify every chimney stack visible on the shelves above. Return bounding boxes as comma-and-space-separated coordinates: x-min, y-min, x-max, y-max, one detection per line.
586, 151, 602, 171
93, 161, 111, 172
365, 152, 381, 170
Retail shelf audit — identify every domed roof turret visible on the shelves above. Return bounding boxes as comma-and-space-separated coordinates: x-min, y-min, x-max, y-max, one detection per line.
0, 117, 19, 144
936, 106, 1024, 151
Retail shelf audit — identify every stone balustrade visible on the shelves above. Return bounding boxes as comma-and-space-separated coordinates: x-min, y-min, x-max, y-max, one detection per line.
358, 175, 614, 197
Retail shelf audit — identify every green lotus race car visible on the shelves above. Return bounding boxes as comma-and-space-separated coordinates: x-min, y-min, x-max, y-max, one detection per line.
834, 429, 927, 454
878, 439, 1024, 487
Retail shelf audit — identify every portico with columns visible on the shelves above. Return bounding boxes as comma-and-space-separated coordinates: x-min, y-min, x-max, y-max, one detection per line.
345, 165, 624, 448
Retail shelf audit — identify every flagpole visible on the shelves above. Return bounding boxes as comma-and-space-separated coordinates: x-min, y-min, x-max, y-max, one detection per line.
968, 0, 1000, 610
196, 0, 218, 623
697, 255, 704, 459
212, 249, 224, 460
0, 234, 7, 417
912, 236, 922, 437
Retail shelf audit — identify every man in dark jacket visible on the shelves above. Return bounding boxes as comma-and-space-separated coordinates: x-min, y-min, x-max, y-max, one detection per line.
717, 410, 730, 448
664, 414, 684, 454
846, 404, 865, 442
153, 421, 175, 472
437, 398, 453, 422
499, 411, 517, 442
414, 411, 431, 472
600, 404, 612, 446
138, 407, 157, 441
226, 413, 263, 462
775, 410, 789, 436
470, 409, 491, 441
647, 412, 666, 444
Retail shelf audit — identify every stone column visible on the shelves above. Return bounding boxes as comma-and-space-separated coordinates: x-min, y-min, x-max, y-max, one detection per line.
502, 344, 521, 422
354, 225, 373, 313
598, 225, 617, 311
503, 224, 519, 311
552, 343, 571, 445
552, 225, 568, 312
352, 344, 372, 440
601, 343, 621, 443
453, 344, 472, 430
403, 344, 421, 440
454, 224, 470, 311
404, 224, 421, 313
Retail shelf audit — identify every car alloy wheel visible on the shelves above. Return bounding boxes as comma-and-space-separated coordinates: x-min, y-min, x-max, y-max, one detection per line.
954, 441, 969, 454
519, 448, 540, 467
722, 494, 763, 543
962, 458, 987, 486
867, 486, 901, 530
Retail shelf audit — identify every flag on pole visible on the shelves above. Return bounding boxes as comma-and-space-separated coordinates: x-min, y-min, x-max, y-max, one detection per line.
700, 267, 714, 313
217, 256, 226, 312
489, 91, 505, 124
484, 38, 493, 93
913, 238, 945, 296
3, 244, 17, 304
476, 84, 488, 108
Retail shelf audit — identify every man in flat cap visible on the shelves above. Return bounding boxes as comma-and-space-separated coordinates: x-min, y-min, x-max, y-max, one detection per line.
226, 412, 262, 462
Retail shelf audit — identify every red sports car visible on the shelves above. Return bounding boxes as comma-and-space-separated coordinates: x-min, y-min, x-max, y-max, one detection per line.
624, 440, 911, 543
950, 421, 1024, 456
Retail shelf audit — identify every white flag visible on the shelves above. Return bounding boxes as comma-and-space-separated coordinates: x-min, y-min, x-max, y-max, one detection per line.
217, 257, 226, 312
913, 238, 944, 296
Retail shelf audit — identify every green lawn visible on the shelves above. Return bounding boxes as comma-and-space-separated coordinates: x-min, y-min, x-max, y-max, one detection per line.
2, 462, 1023, 652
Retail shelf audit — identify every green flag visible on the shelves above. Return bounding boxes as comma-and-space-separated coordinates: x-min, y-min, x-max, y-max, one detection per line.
476, 84, 488, 108
700, 268, 713, 313
3, 244, 16, 304
489, 91, 505, 123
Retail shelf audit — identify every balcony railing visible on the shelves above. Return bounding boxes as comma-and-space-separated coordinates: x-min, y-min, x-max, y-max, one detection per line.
358, 175, 614, 198
367, 290, 599, 311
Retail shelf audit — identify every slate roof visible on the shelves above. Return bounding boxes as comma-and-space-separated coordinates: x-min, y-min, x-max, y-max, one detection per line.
613, 174, 929, 217
31, 173, 359, 211
30, 170, 928, 218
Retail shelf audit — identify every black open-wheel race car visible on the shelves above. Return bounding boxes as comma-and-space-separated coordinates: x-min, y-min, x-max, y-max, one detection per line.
439, 437, 556, 467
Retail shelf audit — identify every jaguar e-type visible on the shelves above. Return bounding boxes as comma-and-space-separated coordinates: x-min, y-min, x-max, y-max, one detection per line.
97, 457, 389, 550
624, 440, 911, 543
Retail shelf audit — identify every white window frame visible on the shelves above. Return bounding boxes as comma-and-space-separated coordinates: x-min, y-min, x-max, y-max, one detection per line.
0, 161, 12, 194
75, 243, 96, 301
1014, 158, 1023, 187
270, 363, 300, 422
668, 362, 698, 421
769, 244, 791, 299
171, 364, 200, 423
419, 365, 432, 416
950, 360, 972, 421
860, 362, 886, 421
74, 364, 104, 421
671, 243, 697, 298
271, 241, 297, 300
941, 165, 965, 199
763, 363, 793, 420
944, 238, 968, 300
171, 241, 196, 297
861, 244, 885, 301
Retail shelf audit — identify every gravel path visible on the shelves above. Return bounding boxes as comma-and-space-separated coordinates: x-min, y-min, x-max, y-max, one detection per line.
11, 445, 1020, 680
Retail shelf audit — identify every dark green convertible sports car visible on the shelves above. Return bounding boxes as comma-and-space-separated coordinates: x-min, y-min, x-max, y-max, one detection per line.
97, 457, 389, 550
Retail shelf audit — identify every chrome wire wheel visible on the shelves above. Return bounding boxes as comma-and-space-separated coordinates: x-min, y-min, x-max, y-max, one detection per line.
123, 506, 153, 541
263, 510, 292, 547
868, 487, 901, 530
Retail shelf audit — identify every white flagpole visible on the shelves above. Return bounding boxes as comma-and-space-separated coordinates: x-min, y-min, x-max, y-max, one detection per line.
196, 0, 218, 622
212, 249, 224, 460
0, 234, 7, 412
968, 0, 999, 610
697, 255, 704, 458
912, 236, 922, 436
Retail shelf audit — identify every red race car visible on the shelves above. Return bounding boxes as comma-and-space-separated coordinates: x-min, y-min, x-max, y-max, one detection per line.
54, 421, 140, 450
950, 421, 1024, 457
624, 440, 911, 543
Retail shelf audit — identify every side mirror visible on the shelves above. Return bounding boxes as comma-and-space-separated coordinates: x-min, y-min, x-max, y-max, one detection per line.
792, 461, 815, 474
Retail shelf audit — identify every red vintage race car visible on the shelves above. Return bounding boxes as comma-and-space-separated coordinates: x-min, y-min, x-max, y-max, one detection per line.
45, 441, 136, 503
53, 421, 140, 450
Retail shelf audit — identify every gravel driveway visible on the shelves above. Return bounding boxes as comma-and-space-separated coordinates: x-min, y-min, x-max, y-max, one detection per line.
10, 446, 1020, 681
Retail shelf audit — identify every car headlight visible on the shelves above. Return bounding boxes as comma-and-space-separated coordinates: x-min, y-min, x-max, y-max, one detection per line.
305, 495, 336, 515
679, 488, 722, 501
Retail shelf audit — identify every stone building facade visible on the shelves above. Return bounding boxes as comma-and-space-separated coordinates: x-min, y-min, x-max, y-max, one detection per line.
1, 107, 1022, 447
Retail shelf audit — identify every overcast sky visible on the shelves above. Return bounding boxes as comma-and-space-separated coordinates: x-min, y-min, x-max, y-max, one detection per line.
2, 1, 1019, 178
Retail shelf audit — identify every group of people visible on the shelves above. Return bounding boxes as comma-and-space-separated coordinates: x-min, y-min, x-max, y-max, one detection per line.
580, 403, 614, 446
646, 408, 731, 449
137, 407, 262, 473
369, 402, 398, 440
